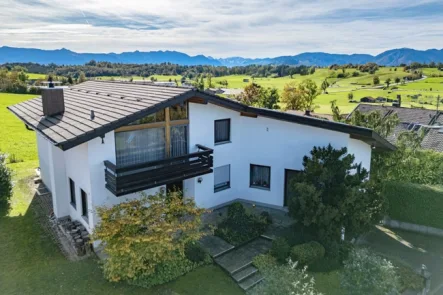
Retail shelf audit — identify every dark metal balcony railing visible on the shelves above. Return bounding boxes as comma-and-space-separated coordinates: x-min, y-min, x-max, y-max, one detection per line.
104, 144, 213, 196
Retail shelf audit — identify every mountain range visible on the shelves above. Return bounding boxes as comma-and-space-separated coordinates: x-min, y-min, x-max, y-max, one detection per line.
1, 46, 443, 67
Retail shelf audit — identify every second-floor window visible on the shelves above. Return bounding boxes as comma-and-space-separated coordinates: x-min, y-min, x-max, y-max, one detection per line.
214, 119, 230, 144
115, 104, 189, 166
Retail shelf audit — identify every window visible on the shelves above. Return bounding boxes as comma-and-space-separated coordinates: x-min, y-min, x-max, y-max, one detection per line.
214, 119, 230, 144
115, 127, 166, 166
81, 189, 88, 219
129, 110, 165, 125
250, 164, 271, 190
170, 125, 188, 157
214, 165, 230, 192
69, 178, 76, 208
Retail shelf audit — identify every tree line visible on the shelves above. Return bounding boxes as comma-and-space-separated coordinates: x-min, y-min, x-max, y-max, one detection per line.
1, 61, 317, 80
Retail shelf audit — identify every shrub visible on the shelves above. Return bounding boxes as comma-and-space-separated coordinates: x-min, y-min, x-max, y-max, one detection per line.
250, 259, 321, 295
260, 211, 273, 225
184, 241, 207, 263
253, 253, 277, 270
0, 152, 13, 206
130, 252, 210, 288
341, 248, 400, 295
270, 237, 290, 263
290, 241, 325, 267
324, 240, 354, 263
214, 202, 268, 246
92, 191, 206, 283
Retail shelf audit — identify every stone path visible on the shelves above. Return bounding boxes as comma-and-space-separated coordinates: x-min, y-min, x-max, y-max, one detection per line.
200, 235, 272, 291
199, 235, 234, 258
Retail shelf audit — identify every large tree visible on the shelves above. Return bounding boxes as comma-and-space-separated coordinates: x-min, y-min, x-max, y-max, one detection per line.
288, 145, 386, 242
298, 79, 320, 111
237, 82, 263, 106
258, 87, 280, 110
282, 79, 319, 111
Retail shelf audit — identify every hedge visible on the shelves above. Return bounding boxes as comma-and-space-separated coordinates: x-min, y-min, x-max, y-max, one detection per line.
385, 181, 443, 229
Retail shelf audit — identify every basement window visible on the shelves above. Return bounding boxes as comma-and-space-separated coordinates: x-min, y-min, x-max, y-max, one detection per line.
81, 189, 88, 221
214, 165, 230, 192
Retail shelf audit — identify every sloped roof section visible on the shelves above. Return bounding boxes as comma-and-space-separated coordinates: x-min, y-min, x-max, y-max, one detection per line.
348, 104, 440, 145
8, 81, 395, 151
421, 113, 443, 152
8, 81, 195, 150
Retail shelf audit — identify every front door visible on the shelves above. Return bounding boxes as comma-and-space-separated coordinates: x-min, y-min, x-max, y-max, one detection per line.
284, 169, 301, 207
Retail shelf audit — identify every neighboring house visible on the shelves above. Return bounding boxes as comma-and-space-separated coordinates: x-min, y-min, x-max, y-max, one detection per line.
348, 103, 443, 151
8, 81, 394, 235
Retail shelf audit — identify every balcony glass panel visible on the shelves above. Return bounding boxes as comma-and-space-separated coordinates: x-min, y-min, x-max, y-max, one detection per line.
115, 127, 166, 166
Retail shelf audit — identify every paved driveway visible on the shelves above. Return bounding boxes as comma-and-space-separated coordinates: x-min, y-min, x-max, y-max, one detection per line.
359, 226, 443, 295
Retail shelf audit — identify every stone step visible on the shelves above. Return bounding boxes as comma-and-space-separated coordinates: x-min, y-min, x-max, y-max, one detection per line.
239, 271, 264, 291
214, 237, 272, 274
232, 265, 258, 282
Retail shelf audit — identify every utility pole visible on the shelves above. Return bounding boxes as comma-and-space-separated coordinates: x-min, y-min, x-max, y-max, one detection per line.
437, 95, 440, 113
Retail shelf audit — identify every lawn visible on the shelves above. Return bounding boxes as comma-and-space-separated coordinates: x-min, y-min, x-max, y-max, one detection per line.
0, 92, 243, 295
384, 181, 443, 229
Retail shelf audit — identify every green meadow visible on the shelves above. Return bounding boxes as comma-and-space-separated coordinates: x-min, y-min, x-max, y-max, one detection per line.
94, 67, 443, 114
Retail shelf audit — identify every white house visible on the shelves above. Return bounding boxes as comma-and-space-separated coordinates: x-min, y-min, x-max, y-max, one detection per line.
8, 81, 394, 234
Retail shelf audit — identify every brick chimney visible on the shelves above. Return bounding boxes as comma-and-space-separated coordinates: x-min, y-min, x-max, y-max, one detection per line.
42, 88, 65, 116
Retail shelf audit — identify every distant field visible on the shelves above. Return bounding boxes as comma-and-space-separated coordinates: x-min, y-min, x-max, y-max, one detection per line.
27, 73, 46, 79
75, 67, 443, 114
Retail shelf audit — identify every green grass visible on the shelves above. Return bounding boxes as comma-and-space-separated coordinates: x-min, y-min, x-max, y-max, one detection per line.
93, 67, 443, 114
27, 73, 47, 79
384, 181, 443, 229
0, 92, 242, 295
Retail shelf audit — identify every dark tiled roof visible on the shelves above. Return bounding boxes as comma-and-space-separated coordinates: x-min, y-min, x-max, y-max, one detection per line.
8, 81, 395, 151
349, 103, 442, 151
8, 81, 195, 150
422, 114, 443, 152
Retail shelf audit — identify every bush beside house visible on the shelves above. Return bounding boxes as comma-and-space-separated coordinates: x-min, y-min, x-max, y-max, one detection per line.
0, 152, 12, 212
214, 202, 269, 246
341, 248, 400, 295
92, 191, 207, 287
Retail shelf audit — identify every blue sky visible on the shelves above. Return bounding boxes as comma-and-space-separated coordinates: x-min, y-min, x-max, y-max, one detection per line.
1, 0, 443, 58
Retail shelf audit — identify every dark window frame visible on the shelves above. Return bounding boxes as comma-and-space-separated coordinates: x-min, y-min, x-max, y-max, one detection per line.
250, 164, 271, 190
69, 178, 76, 208
214, 164, 231, 193
214, 118, 231, 144
80, 189, 88, 220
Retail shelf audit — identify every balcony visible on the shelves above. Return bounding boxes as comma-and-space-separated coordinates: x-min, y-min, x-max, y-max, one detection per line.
104, 144, 213, 196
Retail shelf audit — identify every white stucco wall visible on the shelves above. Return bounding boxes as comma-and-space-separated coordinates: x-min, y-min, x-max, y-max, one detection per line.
187, 102, 371, 209
36, 133, 52, 192
64, 142, 91, 230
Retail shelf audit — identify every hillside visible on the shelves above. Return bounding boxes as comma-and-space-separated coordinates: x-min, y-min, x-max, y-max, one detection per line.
1, 46, 443, 67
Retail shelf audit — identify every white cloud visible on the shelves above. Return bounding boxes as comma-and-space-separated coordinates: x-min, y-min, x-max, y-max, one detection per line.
0, 0, 442, 57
